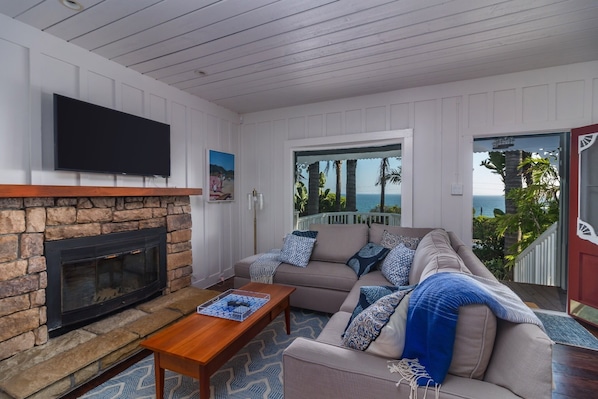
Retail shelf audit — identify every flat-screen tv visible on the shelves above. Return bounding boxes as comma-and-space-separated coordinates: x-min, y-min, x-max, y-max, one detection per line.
53, 93, 171, 178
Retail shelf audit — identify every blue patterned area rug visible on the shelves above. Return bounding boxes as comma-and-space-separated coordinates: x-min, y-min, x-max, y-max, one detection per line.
80, 308, 330, 399
534, 309, 598, 350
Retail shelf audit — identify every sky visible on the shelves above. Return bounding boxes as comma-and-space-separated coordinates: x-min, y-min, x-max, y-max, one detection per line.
300, 153, 504, 196
315, 158, 402, 195
472, 152, 504, 195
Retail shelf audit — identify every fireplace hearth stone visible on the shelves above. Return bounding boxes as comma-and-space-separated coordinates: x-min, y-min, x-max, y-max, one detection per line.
0, 287, 219, 399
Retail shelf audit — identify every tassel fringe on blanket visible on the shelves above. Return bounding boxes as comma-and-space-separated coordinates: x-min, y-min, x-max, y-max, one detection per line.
389, 359, 440, 399
249, 249, 282, 284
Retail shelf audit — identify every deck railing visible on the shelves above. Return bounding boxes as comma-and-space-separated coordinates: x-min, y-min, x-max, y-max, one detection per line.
295, 212, 401, 230
513, 222, 558, 286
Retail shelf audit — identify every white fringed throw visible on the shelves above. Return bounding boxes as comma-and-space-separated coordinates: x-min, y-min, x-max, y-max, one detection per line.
249, 249, 282, 284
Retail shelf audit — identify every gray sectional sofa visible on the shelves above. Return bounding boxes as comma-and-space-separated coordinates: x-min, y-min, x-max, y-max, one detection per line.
233, 223, 553, 398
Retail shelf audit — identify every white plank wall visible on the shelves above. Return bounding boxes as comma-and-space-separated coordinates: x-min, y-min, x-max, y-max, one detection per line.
240, 60, 598, 256
0, 15, 240, 289
3, 12, 598, 280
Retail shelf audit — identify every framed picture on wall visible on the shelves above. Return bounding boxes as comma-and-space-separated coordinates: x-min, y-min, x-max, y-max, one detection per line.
207, 149, 235, 202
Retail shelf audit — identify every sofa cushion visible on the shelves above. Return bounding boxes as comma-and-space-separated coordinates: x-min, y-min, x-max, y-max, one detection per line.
310, 224, 369, 263
380, 230, 421, 250
369, 224, 434, 246
381, 244, 416, 286
409, 229, 469, 284
450, 304, 497, 379
279, 233, 316, 267
342, 289, 412, 355
346, 243, 389, 277
274, 260, 357, 292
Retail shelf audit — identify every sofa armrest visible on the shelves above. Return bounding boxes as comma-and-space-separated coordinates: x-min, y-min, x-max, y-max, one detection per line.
283, 337, 401, 399
283, 338, 519, 399
484, 320, 553, 399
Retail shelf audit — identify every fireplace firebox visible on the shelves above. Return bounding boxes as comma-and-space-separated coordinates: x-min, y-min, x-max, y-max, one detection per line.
45, 227, 167, 337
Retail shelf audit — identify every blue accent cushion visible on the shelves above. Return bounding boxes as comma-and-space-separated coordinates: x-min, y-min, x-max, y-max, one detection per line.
342, 289, 412, 351
292, 230, 318, 239
279, 234, 316, 267
381, 244, 416, 286
346, 243, 389, 277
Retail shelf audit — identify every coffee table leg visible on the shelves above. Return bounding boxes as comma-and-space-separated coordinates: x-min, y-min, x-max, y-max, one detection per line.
154, 353, 165, 399
285, 304, 291, 335
199, 365, 210, 398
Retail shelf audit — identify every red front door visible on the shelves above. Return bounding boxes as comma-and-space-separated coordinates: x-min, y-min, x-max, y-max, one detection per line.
568, 124, 598, 326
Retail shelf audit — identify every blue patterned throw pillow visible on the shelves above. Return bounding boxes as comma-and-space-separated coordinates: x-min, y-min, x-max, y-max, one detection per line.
342, 289, 412, 352
279, 233, 316, 267
292, 230, 318, 239
381, 243, 416, 286
346, 243, 389, 277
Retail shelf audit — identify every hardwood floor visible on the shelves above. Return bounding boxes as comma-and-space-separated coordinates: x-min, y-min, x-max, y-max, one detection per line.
61, 278, 597, 398
503, 281, 598, 398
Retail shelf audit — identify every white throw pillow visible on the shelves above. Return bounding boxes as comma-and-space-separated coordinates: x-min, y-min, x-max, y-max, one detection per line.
366, 291, 412, 359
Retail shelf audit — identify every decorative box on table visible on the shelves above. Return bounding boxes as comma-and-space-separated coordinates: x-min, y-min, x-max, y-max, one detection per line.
197, 289, 270, 321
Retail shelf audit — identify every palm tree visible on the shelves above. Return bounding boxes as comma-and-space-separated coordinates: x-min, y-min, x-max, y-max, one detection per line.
376, 158, 389, 212
334, 160, 342, 211
346, 160, 357, 211
307, 162, 320, 215
503, 150, 523, 273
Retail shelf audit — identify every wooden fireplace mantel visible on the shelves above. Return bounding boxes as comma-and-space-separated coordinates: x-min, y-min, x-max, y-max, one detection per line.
0, 184, 202, 198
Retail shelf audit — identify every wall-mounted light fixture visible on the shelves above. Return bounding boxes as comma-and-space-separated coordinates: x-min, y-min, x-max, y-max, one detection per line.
248, 189, 264, 254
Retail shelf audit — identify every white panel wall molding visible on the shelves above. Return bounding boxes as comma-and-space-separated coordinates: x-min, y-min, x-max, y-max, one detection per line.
0, 14, 239, 289
242, 60, 598, 245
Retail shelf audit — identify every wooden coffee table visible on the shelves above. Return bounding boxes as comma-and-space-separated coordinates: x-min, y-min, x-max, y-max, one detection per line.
140, 282, 295, 399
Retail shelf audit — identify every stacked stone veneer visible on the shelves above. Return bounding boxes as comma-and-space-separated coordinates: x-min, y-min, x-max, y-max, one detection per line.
0, 195, 194, 362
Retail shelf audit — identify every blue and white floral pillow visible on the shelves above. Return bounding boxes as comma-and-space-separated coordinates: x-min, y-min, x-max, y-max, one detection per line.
279, 233, 316, 267
342, 288, 412, 355
381, 243, 416, 286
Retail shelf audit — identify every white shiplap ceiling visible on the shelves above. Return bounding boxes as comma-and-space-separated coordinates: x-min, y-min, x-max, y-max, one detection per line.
2, 0, 598, 114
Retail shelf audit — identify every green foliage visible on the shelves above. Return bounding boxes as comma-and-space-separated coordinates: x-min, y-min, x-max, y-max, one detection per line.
294, 181, 308, 214
295, 175, 348, 214
472, 216, 506, 279
320, 193, 346, 212
475, 152, 560, 278
494, 155, 560, 268
369, 204, 401, 214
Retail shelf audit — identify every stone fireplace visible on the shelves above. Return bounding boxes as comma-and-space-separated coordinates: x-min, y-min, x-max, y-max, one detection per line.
0, 185, 201, 362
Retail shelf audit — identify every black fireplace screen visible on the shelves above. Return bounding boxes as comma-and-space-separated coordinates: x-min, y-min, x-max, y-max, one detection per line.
45, 227, 167, 337
61, 247, 159, 312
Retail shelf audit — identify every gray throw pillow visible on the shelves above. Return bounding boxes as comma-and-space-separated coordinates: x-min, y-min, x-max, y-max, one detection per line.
380, 230, 421, 250
279, 233, 316, 267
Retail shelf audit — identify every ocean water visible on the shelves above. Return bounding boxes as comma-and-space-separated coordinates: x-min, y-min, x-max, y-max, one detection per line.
355, 193, 400, 212
354, 193, 505, 217
472, 195, 505, 217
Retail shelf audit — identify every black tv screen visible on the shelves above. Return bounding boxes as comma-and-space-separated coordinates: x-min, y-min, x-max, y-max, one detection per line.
53, 93, 171, 178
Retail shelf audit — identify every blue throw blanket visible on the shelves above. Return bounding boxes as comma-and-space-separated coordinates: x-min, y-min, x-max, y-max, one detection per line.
394, 272, 543, 389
